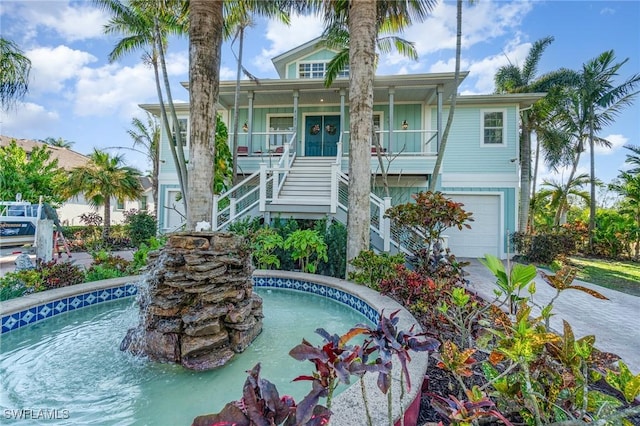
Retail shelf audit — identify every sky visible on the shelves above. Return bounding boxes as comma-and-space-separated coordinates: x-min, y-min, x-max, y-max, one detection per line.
1, 0, 639, 190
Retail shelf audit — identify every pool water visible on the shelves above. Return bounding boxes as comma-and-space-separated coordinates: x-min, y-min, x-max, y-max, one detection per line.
0, 288, 372, 425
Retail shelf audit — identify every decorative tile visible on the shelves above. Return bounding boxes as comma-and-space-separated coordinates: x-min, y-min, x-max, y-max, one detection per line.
113, 287, 125, 298
54, 299, 67, 313
21, 309, 36, 325
85, 293, 97, 306
37, 303, 53, 319
99, 290, 111, 301
2, 315, 19, 332
69, 297, 82, 310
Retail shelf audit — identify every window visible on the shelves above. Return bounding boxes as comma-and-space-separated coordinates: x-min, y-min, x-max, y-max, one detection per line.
139, 197, 148, 211
268, 115, 294, 130
172, 118, 188, 146
299, 62, 349, 79
481, 110, 505, 145
116, 200, 125, 210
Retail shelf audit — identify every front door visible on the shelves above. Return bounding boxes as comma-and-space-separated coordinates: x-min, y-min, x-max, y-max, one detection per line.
304, 115, 340, 157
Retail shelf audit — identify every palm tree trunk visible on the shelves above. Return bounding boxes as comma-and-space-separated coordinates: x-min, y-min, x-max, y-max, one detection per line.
588, 120, 596, 252
555, 149, 582, 227
155, 20, 189, 202
187, 0, 223, 230
232, 25, 245, 184
519, 113, 532, 233
530, 136, 541, 232
346, 0, 376, 275
103, 198, 111, 239
429, 0, 462, 192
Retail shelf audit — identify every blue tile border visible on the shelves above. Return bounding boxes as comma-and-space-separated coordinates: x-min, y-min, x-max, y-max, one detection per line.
254, 276, 379, 325
2, 277, 379, 335
1, 283, 138, 334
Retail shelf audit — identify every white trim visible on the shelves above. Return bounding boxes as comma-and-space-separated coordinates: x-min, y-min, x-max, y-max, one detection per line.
443, 191, 506, 259
480, 108, 507, 147
442, 173, 518, 187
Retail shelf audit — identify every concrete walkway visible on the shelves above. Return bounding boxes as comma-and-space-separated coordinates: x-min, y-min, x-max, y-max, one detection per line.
0, 250, 134, 277
463, 258, 640, 373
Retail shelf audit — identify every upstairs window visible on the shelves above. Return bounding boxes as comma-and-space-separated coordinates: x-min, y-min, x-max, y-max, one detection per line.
116, 200, 125, 210
299, 62, 349, 79
139, 196, 148, 211
481, 110, 506, 145
172, 118, 188, 146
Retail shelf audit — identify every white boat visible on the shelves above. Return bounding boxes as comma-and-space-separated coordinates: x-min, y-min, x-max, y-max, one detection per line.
0, 198, 42, 247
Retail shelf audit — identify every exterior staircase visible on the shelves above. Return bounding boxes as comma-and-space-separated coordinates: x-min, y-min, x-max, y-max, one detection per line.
267, 157, 335, 216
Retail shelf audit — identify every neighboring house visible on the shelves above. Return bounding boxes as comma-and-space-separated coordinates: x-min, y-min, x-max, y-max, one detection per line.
142, 38, 542, 258
0, 136, 154, 226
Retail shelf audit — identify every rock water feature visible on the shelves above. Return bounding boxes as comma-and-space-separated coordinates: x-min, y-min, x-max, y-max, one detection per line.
121, 232, 263, 371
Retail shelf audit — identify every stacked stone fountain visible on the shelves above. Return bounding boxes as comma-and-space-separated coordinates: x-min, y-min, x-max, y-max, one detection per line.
121, 232, 263, 371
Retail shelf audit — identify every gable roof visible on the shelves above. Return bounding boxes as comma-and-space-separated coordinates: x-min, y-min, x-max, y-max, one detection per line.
0, 135, 90, 171
271, 37, 339, 78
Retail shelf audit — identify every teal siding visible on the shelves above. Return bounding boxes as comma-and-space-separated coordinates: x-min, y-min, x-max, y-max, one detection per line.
431, 106, 519, 174
301, 49, 337, 62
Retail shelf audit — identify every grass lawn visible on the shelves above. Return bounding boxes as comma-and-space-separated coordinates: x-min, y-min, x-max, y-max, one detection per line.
568, 256, 640, 297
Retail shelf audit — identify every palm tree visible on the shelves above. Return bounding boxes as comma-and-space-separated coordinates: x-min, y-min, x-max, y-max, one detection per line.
538, 173, 590, 227
494, 36, 578, 233
96, 0, 189, 216
0, 37, 31, 111
578, 50, 640, 249
42, 137, 75, 149
65, 149, 143, 238
126, 112, 160, 207
622, 144, 640, 175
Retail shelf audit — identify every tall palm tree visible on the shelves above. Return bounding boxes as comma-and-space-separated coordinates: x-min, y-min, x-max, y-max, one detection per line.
494, 36, 578, 233
622, 144, 640, 175
0, 37, 31, 111
42, 137, 75, 149
577, 50, 640, 249
126, 112, 160, 207
96, 0, 189, 215
187, 0, 224, 229
65, 149, 143, 238
538, 173, 590, 227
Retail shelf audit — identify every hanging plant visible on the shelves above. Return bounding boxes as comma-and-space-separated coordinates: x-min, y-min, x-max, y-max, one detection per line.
310, 124, 320, 135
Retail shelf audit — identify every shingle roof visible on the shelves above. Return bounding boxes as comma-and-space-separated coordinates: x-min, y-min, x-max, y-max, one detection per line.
0, 135, 90, 170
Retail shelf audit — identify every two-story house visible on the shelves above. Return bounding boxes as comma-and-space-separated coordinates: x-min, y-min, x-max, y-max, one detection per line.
142, 38, 542, 259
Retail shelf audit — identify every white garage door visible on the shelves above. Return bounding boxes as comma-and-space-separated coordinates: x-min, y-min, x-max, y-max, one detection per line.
444, 194, 501, 258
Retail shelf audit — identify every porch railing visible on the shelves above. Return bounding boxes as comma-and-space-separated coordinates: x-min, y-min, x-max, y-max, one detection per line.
341, 129, 438, 155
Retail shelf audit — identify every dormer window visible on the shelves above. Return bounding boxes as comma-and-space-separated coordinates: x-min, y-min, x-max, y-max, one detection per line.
298, 62, 349, 79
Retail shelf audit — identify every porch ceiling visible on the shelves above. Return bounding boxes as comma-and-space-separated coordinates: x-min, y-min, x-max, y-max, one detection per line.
185, 72, 468, 109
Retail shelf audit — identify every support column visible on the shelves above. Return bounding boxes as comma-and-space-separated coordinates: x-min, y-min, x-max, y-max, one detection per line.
36, 220, 53, 262
339, 88, 346, 150
388, 87, 395, 153
247, 91, 255, 153
436, 85, 443, 153
293, 90, 299, 153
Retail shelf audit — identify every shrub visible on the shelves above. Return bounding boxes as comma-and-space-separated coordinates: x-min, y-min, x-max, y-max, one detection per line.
348, 250, 405, 290
316, 218, 347, 278
39, 260, 85, 290
250, 227, 284, 269
85, 265, 126, 282
124, 209, 157, 247
131, 236, 167, 273
0, 270, 43, 301
283, 229, 328, 273
512, 231, 577, 264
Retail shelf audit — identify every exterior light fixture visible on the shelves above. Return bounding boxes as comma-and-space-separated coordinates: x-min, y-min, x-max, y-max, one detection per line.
242, 122, 248, 132
401, 120, 409, 130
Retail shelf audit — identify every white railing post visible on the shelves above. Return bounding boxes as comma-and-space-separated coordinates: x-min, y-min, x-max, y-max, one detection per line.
259, 163, 267, 212
229, 197, 237, 224
383, 197, 392, 252
335, 141, 342, 164
272, 164, 280, 202
212, 194, 219, 230
330, 163, 338, 213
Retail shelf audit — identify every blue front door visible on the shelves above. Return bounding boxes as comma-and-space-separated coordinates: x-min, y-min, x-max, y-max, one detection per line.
304, 115, 340, 156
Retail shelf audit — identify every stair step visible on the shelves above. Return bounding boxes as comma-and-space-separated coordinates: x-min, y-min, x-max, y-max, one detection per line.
271, 197, 331, 205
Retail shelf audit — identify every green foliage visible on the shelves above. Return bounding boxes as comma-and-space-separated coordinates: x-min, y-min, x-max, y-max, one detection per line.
271, 217, 300, 271
39, 260, 85, 290
85, 265, 127, 282
226, 216, 262, 236
0, 269, 43, 301
251, 227, 284, 269
348, 249, 405, 290
606, 361, 640, 404
316, 218, 347, 278
213, 114, 233, 194
511, 231, 577, 264
385, 191, 474, 254
90, 250, 132, 274
124, 209, 157, 247
283, 229, 328, 273
132, 236, 166, 272
479, 254, 537, 314
0, 140, 66, 204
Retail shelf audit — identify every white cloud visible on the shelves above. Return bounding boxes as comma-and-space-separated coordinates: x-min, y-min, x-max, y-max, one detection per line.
596, 134, 628, 155
600, 7, 616, 15
253, 14, 324, 73
27, 45, 98, 94
0, 102, 60, 136
5, 1, 109, 43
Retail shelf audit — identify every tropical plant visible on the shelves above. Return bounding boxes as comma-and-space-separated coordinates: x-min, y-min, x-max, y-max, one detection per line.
283, 229, 328, 273
576, 51, 640, 250
348, 249, 405, 291
0, 140, 66, 204
537, 173, 590, 227
494, 36, 579, 233
96, 0, 189, 215
479, 254, 537, 315
250, 227, 284, 269
64, 149, 143, 239
0, 37, 31, 110
123, 209, 157, 247
610, 167, 640, 259
316, 218, 348, 278
42, 137, 75, 149
126, 111, 160, 207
